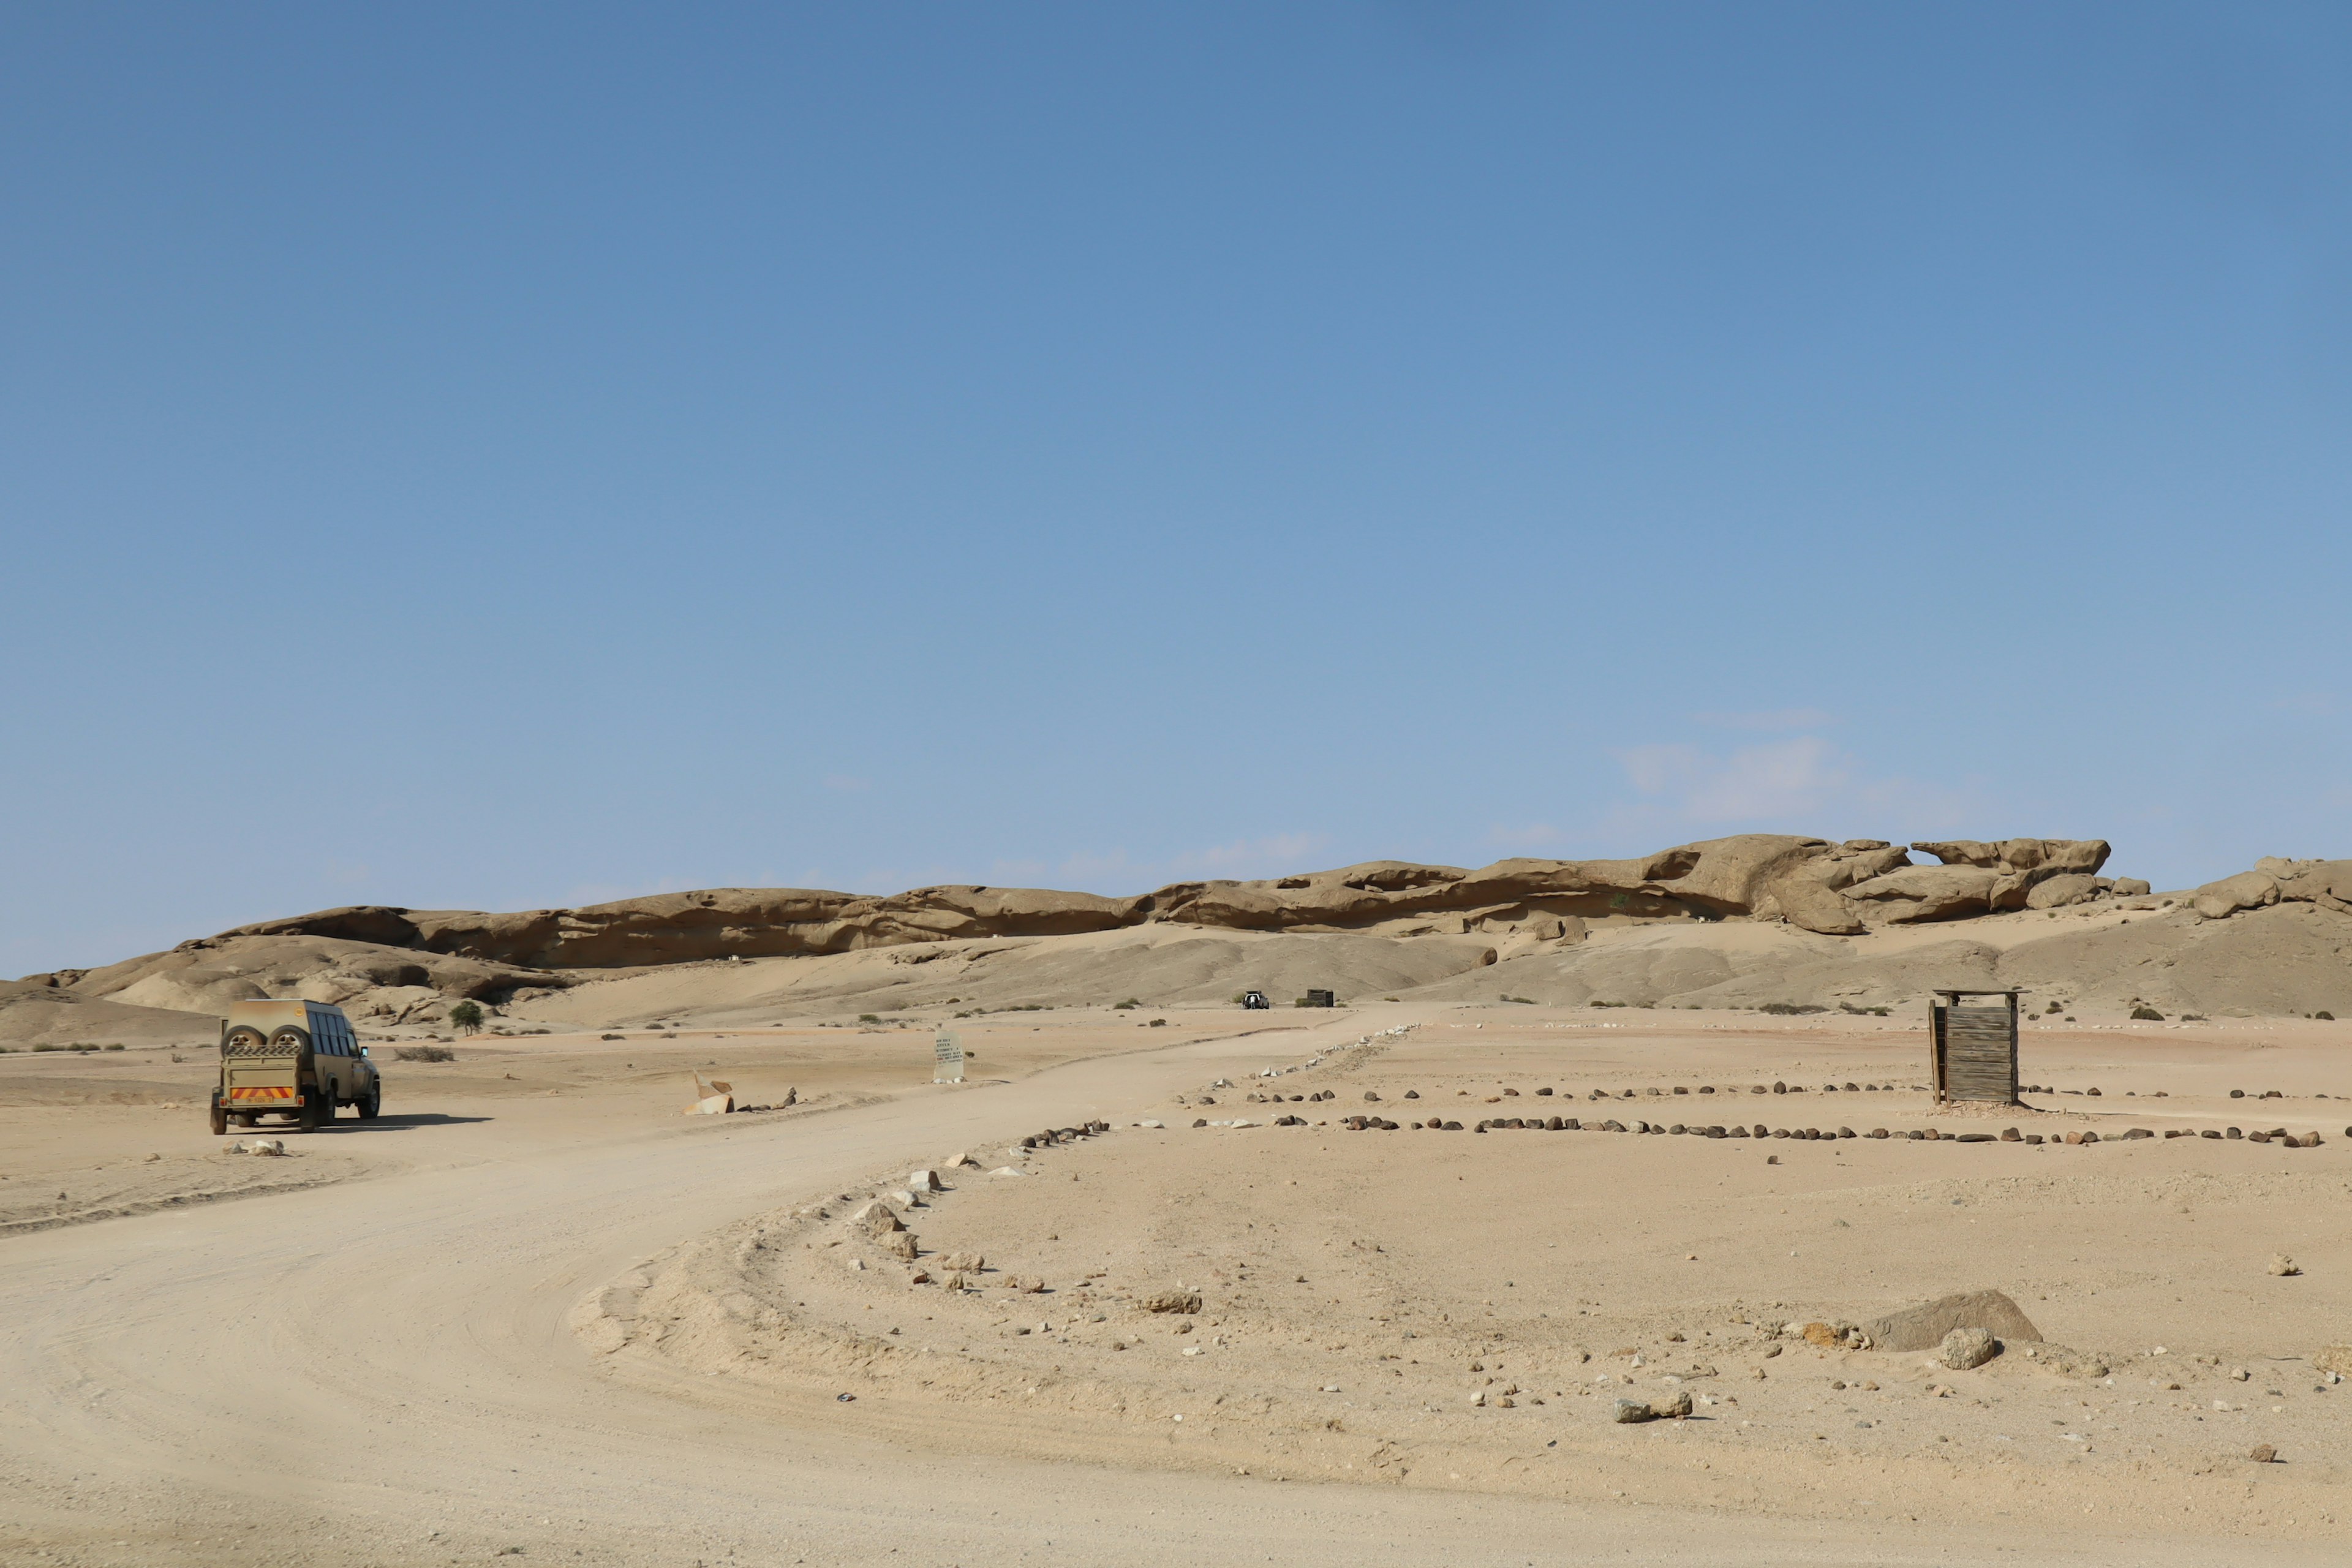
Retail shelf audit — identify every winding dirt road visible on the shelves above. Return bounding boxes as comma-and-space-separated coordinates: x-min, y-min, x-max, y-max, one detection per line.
1, 1025, 2326, 1568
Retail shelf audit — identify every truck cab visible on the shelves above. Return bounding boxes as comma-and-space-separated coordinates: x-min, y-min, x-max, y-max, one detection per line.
209, 999, 381, 1134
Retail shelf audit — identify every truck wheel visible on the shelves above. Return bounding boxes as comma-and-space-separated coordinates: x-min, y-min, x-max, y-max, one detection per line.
295, 1090, 322, 1133
356, 1082, 381, 1120
209, 1093, 228, 1136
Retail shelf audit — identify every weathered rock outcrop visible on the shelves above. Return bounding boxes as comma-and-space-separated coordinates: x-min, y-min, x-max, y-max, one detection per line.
17, 833, 2176, 1039
28, 836, 2352, 1041
153, 833, 2135, 971
1841, 840, 2113, 924
2190, 859, 2352, 921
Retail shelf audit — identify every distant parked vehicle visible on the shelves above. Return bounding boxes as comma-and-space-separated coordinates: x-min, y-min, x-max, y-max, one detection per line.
209, 1000, 380, 1134
1240, 990, 1271, 1010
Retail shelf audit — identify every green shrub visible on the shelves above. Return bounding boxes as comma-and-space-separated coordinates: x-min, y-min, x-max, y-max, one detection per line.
105, 1042, 125, 1050
2315, 1010, 2336, 1021
857, 1013, 881, 1024
2130, 1005, 2164, 1021
1760, 1002, 1826, 1016
1113, 998, 1139, 1010
448, 1000, 485, 1033
395, 1044, 455, 1062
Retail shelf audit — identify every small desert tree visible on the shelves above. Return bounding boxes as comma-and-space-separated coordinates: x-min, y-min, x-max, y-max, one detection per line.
448, 1000, 485, 1033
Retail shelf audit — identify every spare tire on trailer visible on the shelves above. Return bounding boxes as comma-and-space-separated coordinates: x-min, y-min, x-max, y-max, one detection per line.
222, 1025, 268, 1054
269, 1025, 311, 1054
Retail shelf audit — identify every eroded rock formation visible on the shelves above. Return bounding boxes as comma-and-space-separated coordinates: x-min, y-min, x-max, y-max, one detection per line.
19, 835, 2352, 1040
173, 832, 2120, 974
2189, 859, 2352, 921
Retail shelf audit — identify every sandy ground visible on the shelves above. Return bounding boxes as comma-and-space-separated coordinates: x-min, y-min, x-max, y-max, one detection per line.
0, 1012, 1247, 1235
2, 1003, 2348, 1566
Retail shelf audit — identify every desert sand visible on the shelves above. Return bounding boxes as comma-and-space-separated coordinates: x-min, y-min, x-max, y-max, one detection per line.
4, 839, 2350, 1566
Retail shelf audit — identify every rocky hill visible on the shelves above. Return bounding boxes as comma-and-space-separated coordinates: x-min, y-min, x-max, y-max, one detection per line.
6, 835, 2347, 1044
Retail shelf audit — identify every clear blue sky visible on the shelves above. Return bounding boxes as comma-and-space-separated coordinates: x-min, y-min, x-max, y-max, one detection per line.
6, 3, 2348, 977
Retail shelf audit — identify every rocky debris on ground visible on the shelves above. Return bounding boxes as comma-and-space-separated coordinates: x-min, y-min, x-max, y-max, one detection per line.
2268, 1254, 2301, 1276
2016, 1344, 2109, 1378
1793, 1320, 1871, 1350
1611, 1388, 1694, 1423
1860, 1290, 2041, 1354
846, 1201, 903, 1236
1141, 1288, 1202, 1315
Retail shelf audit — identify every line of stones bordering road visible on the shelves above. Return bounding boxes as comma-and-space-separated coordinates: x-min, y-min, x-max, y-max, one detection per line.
1208, 1076, 2342, 1147
1194, 1106, 2335, 1147
1239, 1077, 2351, 1108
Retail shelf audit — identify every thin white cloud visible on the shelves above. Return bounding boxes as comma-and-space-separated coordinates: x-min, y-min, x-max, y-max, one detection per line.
1170, 832, 1331, 878
1029, 832, 1335, 891
1692, 736, 1850, 819
1691, 707, 1838, 732
1613, 735, 1983, 835
2269, 692, 2337, 716
1056, 849, 1136, 883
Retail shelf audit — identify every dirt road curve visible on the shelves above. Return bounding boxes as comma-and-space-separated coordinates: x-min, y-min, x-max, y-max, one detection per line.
0, 1027, 2322, 1568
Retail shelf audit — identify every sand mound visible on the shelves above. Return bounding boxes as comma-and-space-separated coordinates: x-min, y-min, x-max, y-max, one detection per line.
0, 976, 224, 1047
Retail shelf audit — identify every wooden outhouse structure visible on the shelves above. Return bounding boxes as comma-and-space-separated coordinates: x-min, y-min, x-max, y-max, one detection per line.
1928, 989, 2021, 1105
